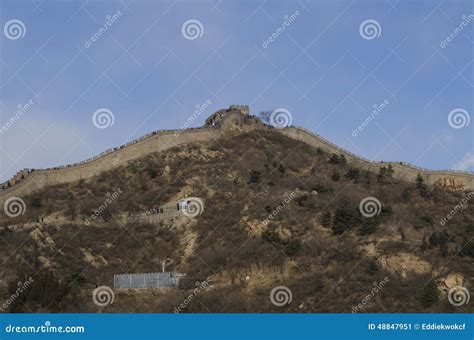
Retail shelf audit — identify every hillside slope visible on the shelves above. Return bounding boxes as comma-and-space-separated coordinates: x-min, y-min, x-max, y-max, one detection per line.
1, 127, 473, 313
1, 108, 473, 201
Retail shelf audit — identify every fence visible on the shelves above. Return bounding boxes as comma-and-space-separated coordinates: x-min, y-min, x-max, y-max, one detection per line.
114, 272, 185, 289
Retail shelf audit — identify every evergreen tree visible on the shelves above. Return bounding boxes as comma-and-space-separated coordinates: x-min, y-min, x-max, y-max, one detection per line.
329, 154, 340, 164
249, 170, 261, 184
359, 218, 378, 235
345, 168, 360, 181
416, 173, 424, 188
339, 154, 347, 165
421, 280, 438, 307
332, 206, 360, 235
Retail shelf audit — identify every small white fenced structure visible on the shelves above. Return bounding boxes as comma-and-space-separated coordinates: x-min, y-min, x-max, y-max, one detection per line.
113, 272, 185, 289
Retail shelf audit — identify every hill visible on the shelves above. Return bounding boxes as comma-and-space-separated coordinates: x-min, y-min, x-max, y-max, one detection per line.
0, 107, 473, 313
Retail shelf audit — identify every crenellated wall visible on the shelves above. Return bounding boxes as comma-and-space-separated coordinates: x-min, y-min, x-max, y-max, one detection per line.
1, 109, 473, 206
280, 127, 474, 191
0, 128, 220, 202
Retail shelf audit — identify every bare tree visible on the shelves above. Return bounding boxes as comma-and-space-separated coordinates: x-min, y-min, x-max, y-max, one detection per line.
258, 111, 272, 125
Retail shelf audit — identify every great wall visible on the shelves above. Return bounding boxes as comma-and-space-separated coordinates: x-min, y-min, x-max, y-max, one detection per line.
1, 105, 473, 205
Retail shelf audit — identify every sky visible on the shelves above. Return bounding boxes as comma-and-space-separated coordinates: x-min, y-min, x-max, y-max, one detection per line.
0, 0, 472, 182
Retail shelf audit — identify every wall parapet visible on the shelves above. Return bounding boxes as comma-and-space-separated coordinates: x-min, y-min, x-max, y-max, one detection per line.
288, 125, 473, 175
1, 115, 472, 199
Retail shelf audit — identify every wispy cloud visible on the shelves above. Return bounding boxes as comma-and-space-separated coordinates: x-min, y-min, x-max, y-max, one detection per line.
454, 151, 474, 171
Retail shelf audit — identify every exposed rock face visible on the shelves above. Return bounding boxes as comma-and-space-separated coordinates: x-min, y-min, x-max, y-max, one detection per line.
80, 248, 108, 268
379, 253, 432, 278
436, 177, 467, 191
443, 273, 464, 289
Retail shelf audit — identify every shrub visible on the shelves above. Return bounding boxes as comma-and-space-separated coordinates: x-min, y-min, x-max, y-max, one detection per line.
295, 195, 308, 207
416, 173, 429, 197
402, 189, 410, 202
381, 205, 393, 216
329, 154, 340, 164
416, 173, 424, 188
30, 196, 42, 208
277, 164, 286, 174
249, 170, 261, 184
329, 153, 347, 165
339, 154, 347, 165
147, 168, 158, 178
284, 239, 301, 256
261, 230, 300, 256
332, 206, 360, 235
420, 280, 438, 307
359, 218, 378, 235
345, 168, 360, 181
377, 165, 394, 183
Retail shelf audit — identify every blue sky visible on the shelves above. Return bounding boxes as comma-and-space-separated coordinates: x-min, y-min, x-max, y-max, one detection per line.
0, 0, 472, 182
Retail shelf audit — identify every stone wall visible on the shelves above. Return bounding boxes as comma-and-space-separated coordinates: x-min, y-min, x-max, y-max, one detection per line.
1, 112, 472, 206
0, 128, 220, 202
280, 127, 474, 191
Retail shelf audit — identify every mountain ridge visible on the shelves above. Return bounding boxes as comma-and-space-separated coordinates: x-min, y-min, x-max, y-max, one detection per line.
1, 106, 473, 203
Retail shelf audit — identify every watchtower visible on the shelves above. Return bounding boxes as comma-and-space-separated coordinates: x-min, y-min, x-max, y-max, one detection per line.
205, 105, 250, 127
